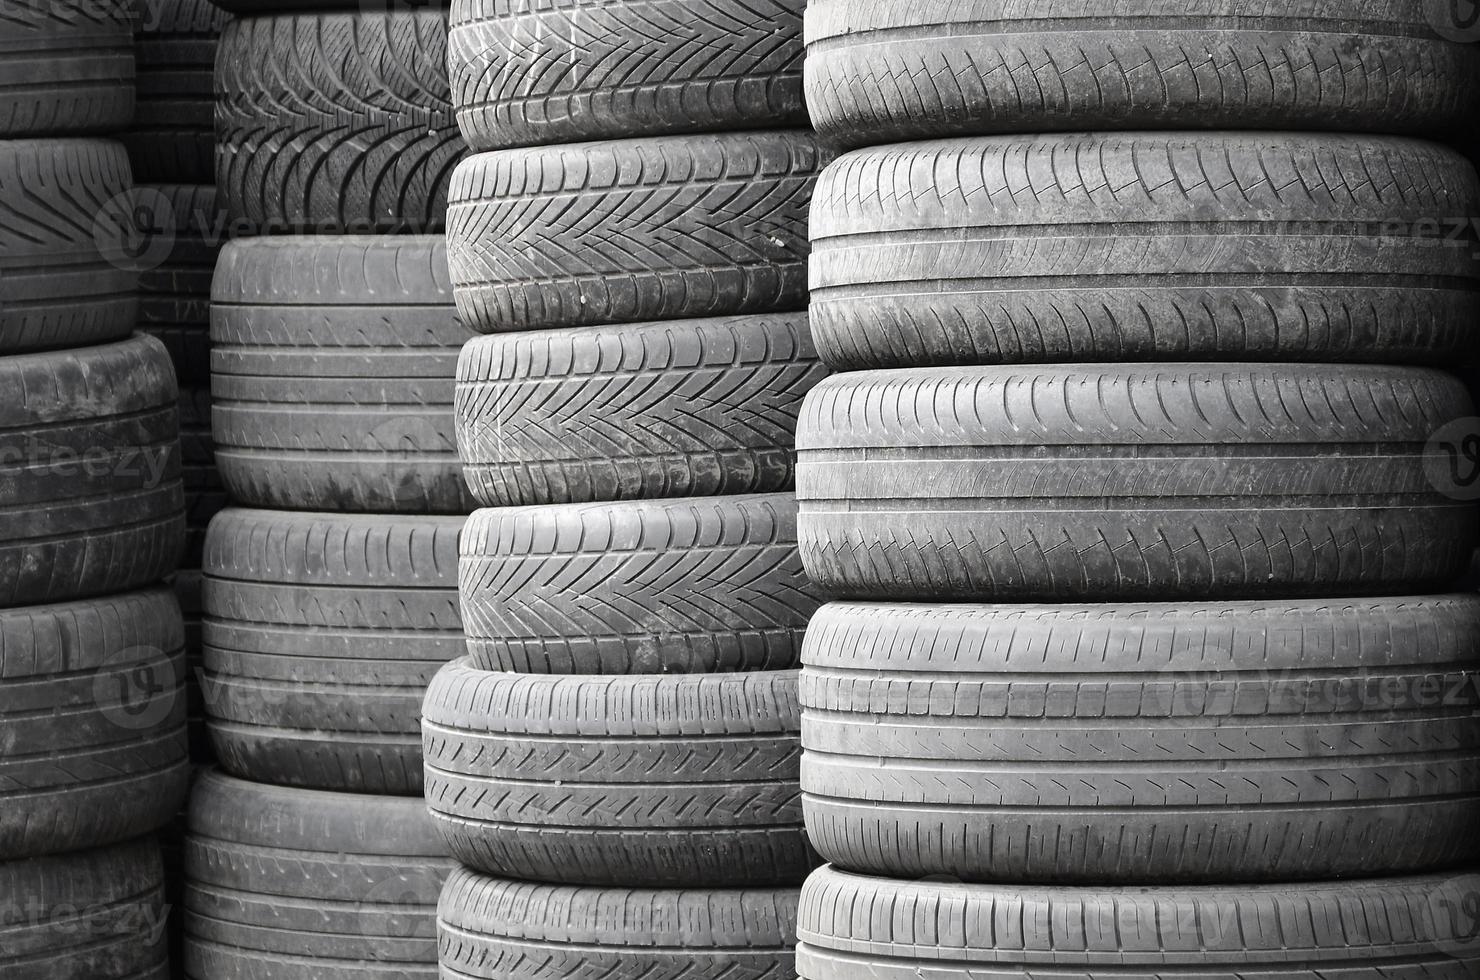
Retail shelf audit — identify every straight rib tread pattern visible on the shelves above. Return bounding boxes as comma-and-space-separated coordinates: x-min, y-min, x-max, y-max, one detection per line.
125, 0, 227, 183
0, 0, 133, 136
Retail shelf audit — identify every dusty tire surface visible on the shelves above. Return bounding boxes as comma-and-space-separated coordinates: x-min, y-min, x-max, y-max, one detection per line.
215, 11, 466, 233
804, 1, 1480, 147
0, 335, 186, 607
797, 866, 1480, 978
448, 132, 825, 333
211, 236, 475, 513
202, 508, 465, 795
439, 870, 800, 980
0, 840, 170, 980
809, 133, 1480, 370
0, 0, 133, 136
460, 494, 820, 675
137, 185, 222, 386
424, 659, 814, 886
801, 597, 1480, 884
796, 363, 1478, 600
125, 0, 226, 183
0, 139, 139, 355
184, 770, 454, 979
449, 0, 806, 150
0, 588, 189, 860
456, 313, 826, 506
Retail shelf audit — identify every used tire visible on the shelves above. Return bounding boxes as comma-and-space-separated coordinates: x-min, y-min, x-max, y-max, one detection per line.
137, 185, 222, 386
456, 313, 826, 506
461, 494, 820, 674
211, 237, 475, 513
801, 597, 1480, 883
804, 2, 1480, 147
0, 0, 132, 136
202, 508, 465, 794
448, 132, 825, 333
424, 659, 813, 886
440, 870, 799, 980
796, 364, 1478, 600
0, 588, 189, 859
0, 840, 169, 980
0, 140, 138, 355
0, 335, 186, 607
809, 133, 1480, 370
125, 0, 226, 183
215, 11, 466, 233
184, 770, 454, 979
449, 0, 806, 150
797, 866, 1480, 979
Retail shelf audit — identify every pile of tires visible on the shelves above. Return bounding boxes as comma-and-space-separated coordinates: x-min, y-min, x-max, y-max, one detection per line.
428, 1, 827, 974
0, 3, 189, 976
181, 1, 467, 975
794, 5, 1480, 976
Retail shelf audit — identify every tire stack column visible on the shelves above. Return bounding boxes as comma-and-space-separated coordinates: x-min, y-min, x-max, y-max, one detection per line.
793, 5, 1480, 977
0, 3, 190, 976
181, 1, 469, 975
428, 1, 829, 975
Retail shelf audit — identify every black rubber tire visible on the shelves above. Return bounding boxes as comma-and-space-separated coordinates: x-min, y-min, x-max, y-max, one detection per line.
177, 387, 224, 570
137, 185, 222, 386
801, 596, 1480, 884
797, 363, 1478, 600
124, 0, 227, 184
456, 313, 826, 507
439, 870, 799, 980
449, 0, 806, 150
0, 0, 133, 137
215, 11, 465, 234
424, 658, 814, 886
202, 508, 465, 794
0, 840, 170, 980
0, 139, 139, 355
809, 133, 1480, 370
0, 335, 186, 607
797, 866, 1480, 979
172, 572, 213, 762
804, 2, 1480, 148
184, 770, 454, 979
210, 236, 476, 513
447, 132, 825, 333
460, 494, 820, 675
212, 0, 442, 10
0, 588, 189, 860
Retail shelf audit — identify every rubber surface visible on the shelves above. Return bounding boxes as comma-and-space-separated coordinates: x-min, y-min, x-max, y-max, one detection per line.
0, 588, 189, 860
184, 770, 454, 979
0, 839, 170, 980
178, 387, 224, 570
215, 11, 465, 233
202, 508, 465, 794
440, 870, 799, 980
809, 133, 1480, 370
456, 313, 826, 506
424, 659, 814, 886
0, 335, 186, 607
449, 0, 806, 149
460, 494, 820, 674
797, 363, 1478, 600
0, 0, 133, 136
801, 597, 1480, 883
447, 132, 825, 333
137, 185, 222, 385
797, 866, 1480, 978
804, 1, 1480, 147
125, 0, 226, 183
0, 139, 139, 355
211, 236, 476, 513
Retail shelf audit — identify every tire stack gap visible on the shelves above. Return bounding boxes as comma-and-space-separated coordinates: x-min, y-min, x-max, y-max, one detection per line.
181, 0, 470, 974
429, 1, 829, 975
791, 5, 1480, 976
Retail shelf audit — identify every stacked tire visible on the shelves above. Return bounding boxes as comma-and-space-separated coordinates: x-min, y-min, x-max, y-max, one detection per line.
795, 5, 1480, 977
428, 1, 829, 974
0, 3, 188, 976
181, 1, 467, 975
